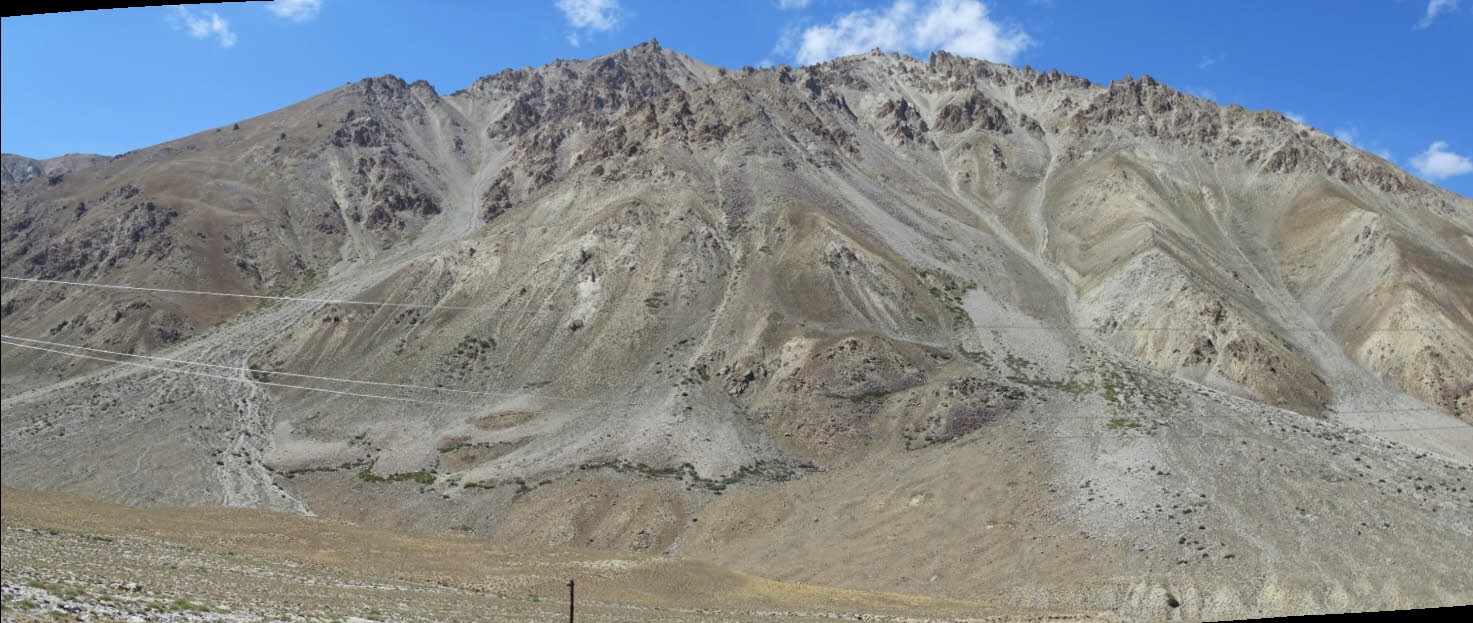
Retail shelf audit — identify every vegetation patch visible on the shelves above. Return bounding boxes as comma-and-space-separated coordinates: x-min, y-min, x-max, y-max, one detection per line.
904, 427, 960, 450
452, 334, 495, 359
675, 363, 711, 386
169, 598, 212, 613
387, 470, 437, 484
357, 468, 436, 485
956, 343, 997, 372
1003, 353, 1034, 374
579, 459, 817, 493
918, 269, 975, 330
987, 349, 1179, 434
248, 273, 324, 314
1085, 352, 1178, 412
997, 353, 1094, 394
280, 460, 367, 479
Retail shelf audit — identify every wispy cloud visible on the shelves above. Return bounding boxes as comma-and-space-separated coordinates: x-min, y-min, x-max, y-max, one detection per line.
1182, 86, 1218, 102
1410, 141, 1473, 180
776, 0, 812, 9
1284, 111, 1308, 125
555, 0, 622, 46
766, 23, 805, 67
169, 7, 236, 48
1333, 125, 1392, 160
1197, 53, 1222, 71
268, 0, 323, 23
1415, 0, 1459, 29
791, 0, 1031, 66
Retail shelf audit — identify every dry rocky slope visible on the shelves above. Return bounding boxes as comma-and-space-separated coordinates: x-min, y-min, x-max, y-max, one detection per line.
3, 41, 1472, 619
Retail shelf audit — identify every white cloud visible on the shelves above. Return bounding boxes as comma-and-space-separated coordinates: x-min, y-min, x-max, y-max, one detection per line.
1410, 141, 1473, 180
555, 0, 622, 45
777, 0, 812, 9
169, 7, 237, 48
792, 0, 1031, 66
1284, 111, 1308, 125
268, 0, 323, 22
1415, 0, 1459, 29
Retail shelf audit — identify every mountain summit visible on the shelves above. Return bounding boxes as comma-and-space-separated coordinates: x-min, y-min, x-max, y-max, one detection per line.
3, 44, 1471, 619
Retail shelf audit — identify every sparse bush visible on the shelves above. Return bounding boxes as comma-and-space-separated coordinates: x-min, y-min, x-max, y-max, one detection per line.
388, 470, 436, 485
170, 598, 210, 612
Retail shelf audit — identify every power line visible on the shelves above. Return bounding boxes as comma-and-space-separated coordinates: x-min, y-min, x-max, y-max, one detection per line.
1, 340, 495, 410
5, 276, 1465, 332
1005, 425, 1472, 440
0, 334, 652, 407
5, 339, 1468, 439
1, 335, 1455, 420
0, 276, 715, 318
972, 325, 1459, 333
1325, 407, 1453, 415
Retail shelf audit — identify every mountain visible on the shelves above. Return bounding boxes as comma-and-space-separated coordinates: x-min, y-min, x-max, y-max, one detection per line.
1, 152, 109, 188
3, 41, 1471, 619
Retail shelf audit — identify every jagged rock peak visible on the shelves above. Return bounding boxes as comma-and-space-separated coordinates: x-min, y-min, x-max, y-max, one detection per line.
355, 75, 410, 91
458, 40, 717, 102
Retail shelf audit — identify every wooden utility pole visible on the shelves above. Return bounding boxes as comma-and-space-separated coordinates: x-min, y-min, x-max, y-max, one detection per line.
567, 578, 575, 623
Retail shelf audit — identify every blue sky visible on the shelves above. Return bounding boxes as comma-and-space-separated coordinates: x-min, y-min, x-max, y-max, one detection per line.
2, 0, 1470, 196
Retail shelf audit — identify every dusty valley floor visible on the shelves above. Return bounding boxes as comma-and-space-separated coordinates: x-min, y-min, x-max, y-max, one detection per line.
1, 488, 1112, 622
